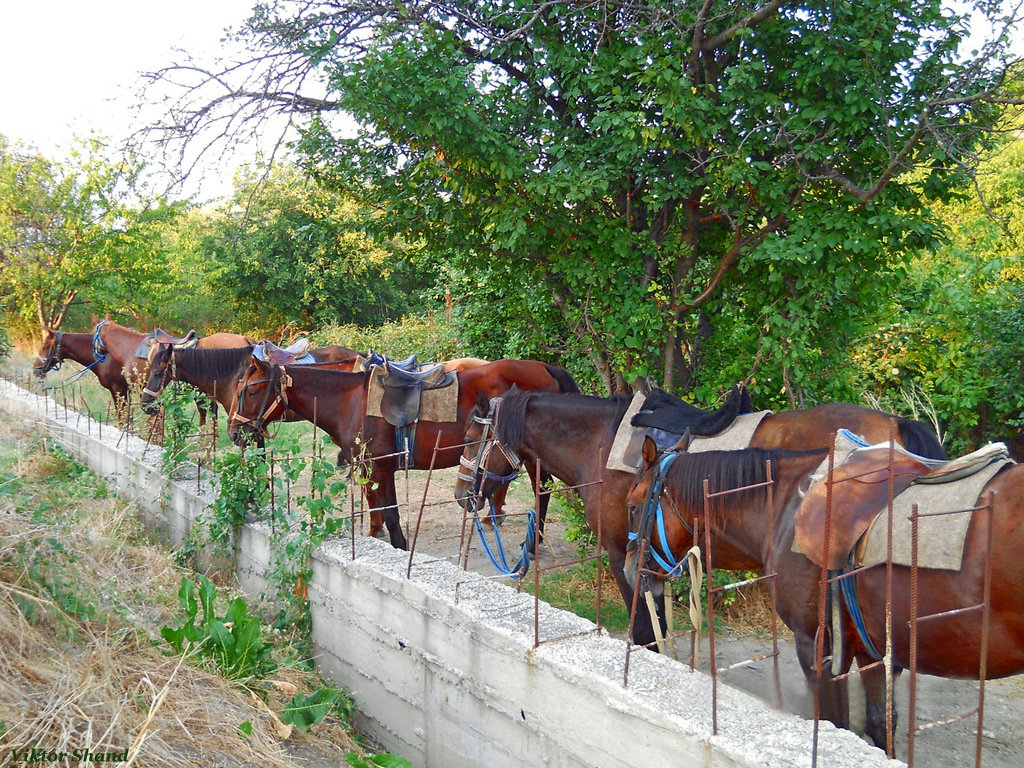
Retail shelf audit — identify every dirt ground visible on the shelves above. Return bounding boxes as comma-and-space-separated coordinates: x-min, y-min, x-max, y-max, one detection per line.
395, 464, 1024, 768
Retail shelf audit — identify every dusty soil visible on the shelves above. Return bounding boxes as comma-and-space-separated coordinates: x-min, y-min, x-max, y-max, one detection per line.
395, 465, 1024, 768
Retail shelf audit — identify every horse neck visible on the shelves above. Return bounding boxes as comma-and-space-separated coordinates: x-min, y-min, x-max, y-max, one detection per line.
286, 367, 367, 440
60, 333, 98, 366
701, 451, 823, 569
101, 324, 144, 364
517, 397, 620, 487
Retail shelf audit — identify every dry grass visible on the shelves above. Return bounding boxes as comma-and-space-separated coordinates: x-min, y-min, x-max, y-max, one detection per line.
0, 413, 362, 767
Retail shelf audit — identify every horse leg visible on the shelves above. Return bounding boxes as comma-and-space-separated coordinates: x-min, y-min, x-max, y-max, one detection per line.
859, 654, 901, 752
367, 472, 407, 550
794, 631, 851, 731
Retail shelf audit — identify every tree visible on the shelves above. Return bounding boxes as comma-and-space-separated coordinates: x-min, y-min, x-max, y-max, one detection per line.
0, 135, 182, 338
142, 1, 1023, 396
850, 130, 1024, 453
204, 163, 436, 334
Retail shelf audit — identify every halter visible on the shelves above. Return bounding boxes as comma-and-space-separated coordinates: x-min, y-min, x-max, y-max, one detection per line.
456, 396, 522, 505
230, 363, 292, 437
34, 330, 64, 373
627, 451, 693, 576
92, 320, 110, 363
142, 344, 174, 401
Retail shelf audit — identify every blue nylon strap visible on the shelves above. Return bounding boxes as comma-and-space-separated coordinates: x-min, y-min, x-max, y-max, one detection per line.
474, 499, 537, 580
649, 452, 683, 573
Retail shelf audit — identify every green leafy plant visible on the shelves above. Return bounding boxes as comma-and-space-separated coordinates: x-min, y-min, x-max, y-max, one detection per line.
160, 575, 277, 682
280, 687, 344, 732
344, 753, 416, 768
156, 383, 211, 473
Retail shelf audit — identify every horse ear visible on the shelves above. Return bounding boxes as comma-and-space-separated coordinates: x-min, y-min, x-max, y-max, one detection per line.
641, 435, 659, 468
476, 390, 490, 412
670, 428, 694, 452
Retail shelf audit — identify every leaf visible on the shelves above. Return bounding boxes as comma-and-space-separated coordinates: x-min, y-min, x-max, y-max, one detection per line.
280, 688, 343, 731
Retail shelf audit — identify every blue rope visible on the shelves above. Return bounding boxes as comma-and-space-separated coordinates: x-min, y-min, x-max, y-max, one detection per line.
42, 357, 105, 390
838, 566, 884, 661
473, 500, 537, 580
92, 321, 109, 363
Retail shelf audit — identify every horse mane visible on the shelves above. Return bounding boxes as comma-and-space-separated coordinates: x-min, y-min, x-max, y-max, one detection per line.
543, 363, 581, 394
494, 388, 631, 451
665, 447, 816, 534
896, 418, 947, 460
174, 346, 253, 383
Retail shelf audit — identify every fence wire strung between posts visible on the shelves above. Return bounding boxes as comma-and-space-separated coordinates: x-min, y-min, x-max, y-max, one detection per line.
405, 438, 612, 650
17, 369, 999, 766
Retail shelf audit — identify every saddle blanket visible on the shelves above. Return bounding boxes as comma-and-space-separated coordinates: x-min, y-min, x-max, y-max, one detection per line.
686, 411, 771, 452
857, 458, 1008, 571
365, 365, 459, 423
604, 392, 771, 472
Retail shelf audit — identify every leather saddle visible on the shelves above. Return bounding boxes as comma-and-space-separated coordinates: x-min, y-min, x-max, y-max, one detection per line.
253, 339, 317, 365
795, 435, 1008, 570
377, 357, 455, 428
136, 328, 198, 358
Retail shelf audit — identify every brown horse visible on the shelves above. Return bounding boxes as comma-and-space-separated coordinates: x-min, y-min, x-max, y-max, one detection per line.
140, 342, 358, 421
228, 356, 579, 549
625, 439, 1023, 751
452, 389, 946, 664
34, 327, 132, 418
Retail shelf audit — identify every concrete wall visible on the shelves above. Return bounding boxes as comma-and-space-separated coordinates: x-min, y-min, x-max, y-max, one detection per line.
1, 380, 902, 768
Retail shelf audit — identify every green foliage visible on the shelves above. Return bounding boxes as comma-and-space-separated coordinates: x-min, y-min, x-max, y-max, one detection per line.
157, 384, 212, 473
344, 753, 416, 768
161, 575, 277, 682
204, 164, 438, 335
245, 0, 1017, 393
280, 687, 345, 731
0, 134, 187, 337
207, 445, 271, 552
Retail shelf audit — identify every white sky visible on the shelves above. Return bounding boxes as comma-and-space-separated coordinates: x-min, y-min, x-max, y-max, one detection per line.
0, 0, 259, 201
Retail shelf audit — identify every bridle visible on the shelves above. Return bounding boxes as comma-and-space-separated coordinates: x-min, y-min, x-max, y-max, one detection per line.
230, 363, 292, 437
627, 450, 694, 577
34, 330, 64, 374
457, 396, 523, 510
142, 343, 174, 402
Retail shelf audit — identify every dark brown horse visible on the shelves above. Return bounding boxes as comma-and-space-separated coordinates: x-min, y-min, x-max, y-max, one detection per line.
34, 327, 132, 418
228, 357, 579, 548
452, 389, 946, 663
625, 440, 1023, 752
140, 342, 358, 421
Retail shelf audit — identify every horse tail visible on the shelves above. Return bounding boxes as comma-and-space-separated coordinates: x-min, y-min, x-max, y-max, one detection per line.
545, 364, 580, 394
897, 418, 947, 460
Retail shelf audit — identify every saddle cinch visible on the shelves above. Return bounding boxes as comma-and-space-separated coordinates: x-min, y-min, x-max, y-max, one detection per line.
794, 430, 1011, 572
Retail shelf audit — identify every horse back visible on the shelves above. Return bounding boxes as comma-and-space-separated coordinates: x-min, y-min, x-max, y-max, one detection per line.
197, 332, 253, 349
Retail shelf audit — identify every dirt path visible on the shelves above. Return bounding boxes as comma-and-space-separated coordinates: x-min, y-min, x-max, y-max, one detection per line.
396, 465, 1024, 768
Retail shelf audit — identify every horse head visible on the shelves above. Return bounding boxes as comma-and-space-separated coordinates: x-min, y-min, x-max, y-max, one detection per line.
228, 355, 289, 446
624, 436, 686, 598
33, 328, 62, 379
140, 342, 174, 415
453, 389, 522, 514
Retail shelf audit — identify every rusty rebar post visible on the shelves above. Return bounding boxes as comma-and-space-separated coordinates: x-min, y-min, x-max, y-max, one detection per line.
812, 432, 838, 768
407, 431, 443, 578
703, 476, 719, 736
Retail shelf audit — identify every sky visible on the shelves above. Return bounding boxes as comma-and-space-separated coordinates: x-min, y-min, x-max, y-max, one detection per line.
0, 0, 260, 200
